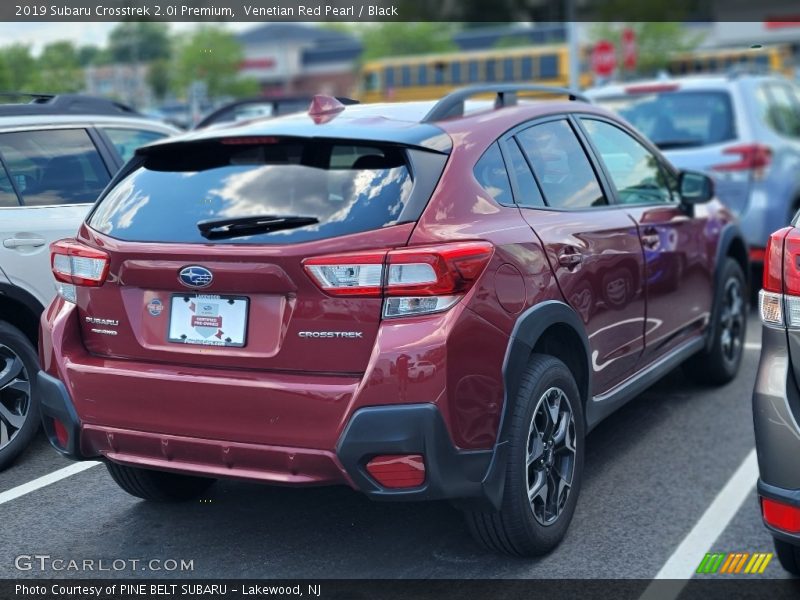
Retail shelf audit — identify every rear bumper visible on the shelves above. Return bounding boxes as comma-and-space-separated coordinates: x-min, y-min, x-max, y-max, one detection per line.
752, 325, 800, 490
753, 325, 800, 543
38, 368, 502, 505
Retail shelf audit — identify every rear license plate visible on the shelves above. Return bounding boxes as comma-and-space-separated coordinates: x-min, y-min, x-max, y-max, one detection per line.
168, 294, 248, 347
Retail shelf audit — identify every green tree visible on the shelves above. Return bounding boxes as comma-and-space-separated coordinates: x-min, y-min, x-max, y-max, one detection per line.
33, 41, 83, 93
0, 44, 36, 90
171, 27, 258, 99
109, 22, 171, 63
0, 54, 12, 93
359, 23, 459, 60
147, 58, 171, 101
590, 22, 704, 76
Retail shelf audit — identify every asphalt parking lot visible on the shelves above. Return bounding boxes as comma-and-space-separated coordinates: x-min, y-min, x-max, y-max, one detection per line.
0, 310, 788, 580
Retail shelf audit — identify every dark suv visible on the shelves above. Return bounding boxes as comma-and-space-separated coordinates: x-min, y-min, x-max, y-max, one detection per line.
39, 86, 748, 556
755, 224, 800, 573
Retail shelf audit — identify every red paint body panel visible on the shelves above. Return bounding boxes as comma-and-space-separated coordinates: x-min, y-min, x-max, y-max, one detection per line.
39, 99, 736, 489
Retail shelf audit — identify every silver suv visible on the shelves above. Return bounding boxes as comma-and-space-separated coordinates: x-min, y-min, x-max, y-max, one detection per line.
0, 94, 178, 470
587, 74, 800, 266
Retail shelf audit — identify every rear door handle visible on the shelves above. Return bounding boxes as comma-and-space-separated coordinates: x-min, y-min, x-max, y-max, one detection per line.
558, 249, 583, 267
3, 237, 46, 249
642, 227, 660, 249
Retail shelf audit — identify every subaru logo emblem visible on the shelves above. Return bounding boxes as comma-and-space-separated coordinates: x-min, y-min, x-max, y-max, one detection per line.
179, 266, 213, 289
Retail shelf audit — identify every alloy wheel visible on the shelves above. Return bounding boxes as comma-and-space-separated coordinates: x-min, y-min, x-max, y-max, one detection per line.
0, 344, 31, 450
526, 386, 576, 526
719, 278, 745, 363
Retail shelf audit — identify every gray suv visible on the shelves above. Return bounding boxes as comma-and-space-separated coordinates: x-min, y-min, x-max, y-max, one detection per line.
756, 222, 800, 574
587, 74, 800, 266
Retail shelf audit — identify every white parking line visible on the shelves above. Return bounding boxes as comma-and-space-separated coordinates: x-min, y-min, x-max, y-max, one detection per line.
744, 342, 761, 351
639, 448, 759, 599
0, 461, 100, 506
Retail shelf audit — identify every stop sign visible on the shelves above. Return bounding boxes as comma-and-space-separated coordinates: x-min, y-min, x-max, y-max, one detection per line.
592, 40, 616, 77
622, 28, 637, 69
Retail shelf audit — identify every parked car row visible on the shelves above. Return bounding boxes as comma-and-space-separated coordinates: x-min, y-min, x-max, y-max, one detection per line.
587, 73, 800, 266
0, 94, 178, 469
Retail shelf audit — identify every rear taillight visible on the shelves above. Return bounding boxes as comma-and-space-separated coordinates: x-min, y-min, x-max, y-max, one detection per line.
50, 239, 110, 303
303, 241, 493, 318
712, 144, 772, 178
303, 252, 385, 297
760, 227, 799, 327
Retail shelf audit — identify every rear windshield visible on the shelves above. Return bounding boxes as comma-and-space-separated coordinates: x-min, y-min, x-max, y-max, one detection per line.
88, 139, 420, 244
595, 90, 735, 149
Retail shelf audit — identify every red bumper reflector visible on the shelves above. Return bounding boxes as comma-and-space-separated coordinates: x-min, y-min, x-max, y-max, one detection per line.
53, 419, 69, 448
749, 247, 766, 263
365, 454, 425, 489
762, 497, 800, 534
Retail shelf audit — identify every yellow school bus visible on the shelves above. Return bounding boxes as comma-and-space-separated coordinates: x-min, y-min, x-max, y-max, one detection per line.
667, 45, 794, 78
360, 44, 593, 103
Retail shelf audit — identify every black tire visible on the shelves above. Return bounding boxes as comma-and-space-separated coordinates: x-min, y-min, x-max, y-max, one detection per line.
684, 258, 747, 386
106, 462, 215, 502
463, 354, 585, 556
0, 320, 40, 471
775, 537, 800, 576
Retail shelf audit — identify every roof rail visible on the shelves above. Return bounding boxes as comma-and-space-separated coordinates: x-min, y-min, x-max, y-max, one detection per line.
0, 93, 141, 117
421, 84, 590, 123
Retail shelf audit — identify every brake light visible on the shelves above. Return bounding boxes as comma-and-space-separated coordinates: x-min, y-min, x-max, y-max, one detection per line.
763, 228, 790, 293
220, 136, 279, 145
762, 497, 800, 534
50, 239, 110, 302
760, 227, 798, 327
785, 229, 800, 297
303, 251, 386, 297
712, 144, 772, 176
303, 241, 494, 318
624, 83, 680, 94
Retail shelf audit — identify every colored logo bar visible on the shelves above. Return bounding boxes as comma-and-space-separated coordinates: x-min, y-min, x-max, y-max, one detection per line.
696, 552, 773, 574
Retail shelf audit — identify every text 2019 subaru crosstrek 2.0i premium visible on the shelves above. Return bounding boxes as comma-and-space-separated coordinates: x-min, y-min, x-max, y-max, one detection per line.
38, 87, 748, 556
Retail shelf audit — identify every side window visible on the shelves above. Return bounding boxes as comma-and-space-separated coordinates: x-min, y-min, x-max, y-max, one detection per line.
766, 84, 800, 138
581, 119, 674, 205
0, 129, 110, 206
102, 128, 169, 164
517, 120, 606, 209
506, 140, 545, 208
473, 143, 513, 205
0, 161, 19, 207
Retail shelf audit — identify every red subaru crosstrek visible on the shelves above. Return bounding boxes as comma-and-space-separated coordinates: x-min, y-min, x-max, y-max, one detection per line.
38, 87, 748, 556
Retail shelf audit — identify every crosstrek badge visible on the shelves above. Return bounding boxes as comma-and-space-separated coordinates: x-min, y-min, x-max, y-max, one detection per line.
147, 298, 163, 317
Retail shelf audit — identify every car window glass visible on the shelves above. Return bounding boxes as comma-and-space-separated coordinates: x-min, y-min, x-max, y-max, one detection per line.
0, 161, 19, 207
581, 119, 674, 205
506, 140, 545, 208
766, 84, 800, 138
89, 140, 424, 245
597, 91, 735, 148
0, 129, 110, 206
517, 120, 606, 209
473, 143, 513, 205
103, 128, 169, 163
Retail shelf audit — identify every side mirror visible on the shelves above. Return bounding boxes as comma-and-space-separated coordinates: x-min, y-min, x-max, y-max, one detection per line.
679, 170, 714, 205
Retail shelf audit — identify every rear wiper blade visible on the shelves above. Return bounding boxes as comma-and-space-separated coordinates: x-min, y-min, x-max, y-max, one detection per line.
197, 215, 319, 240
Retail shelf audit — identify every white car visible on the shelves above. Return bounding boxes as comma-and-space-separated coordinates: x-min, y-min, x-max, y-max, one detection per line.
0, 94, 178, 469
